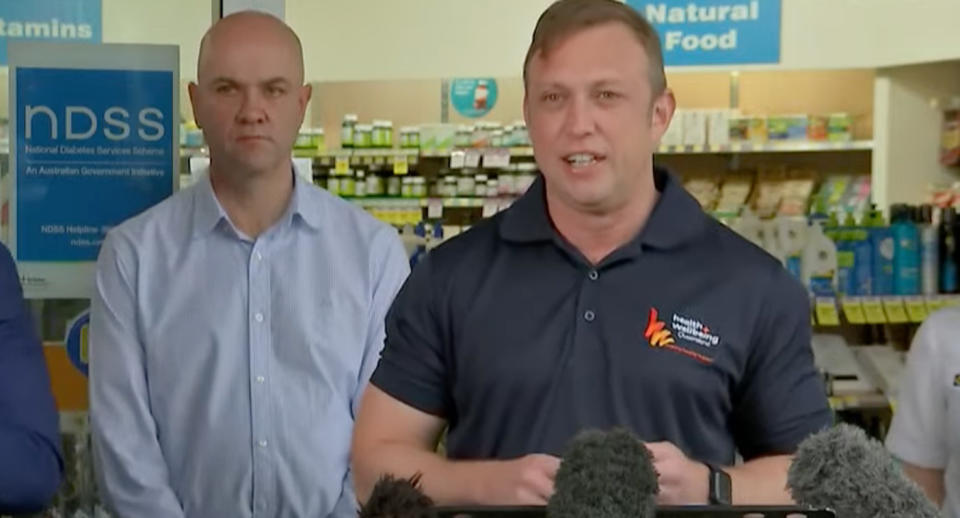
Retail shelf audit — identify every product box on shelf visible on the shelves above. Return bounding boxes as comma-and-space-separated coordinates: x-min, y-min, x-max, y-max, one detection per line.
941, 105, 960, 166
682, 110, 707, 147
707, 109, 731, 146
661, 110, 684, 146
419, 124, 457, 153
768, 115, 809, 141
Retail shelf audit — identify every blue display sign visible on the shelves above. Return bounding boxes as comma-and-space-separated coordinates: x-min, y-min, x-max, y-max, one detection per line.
0, 0, 102, 65
450, 78, 498, 119
15, 67, 175, 261
627, 0, 781, 66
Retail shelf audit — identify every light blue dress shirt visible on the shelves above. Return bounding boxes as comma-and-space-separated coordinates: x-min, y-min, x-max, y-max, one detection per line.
89, 170, 409, 518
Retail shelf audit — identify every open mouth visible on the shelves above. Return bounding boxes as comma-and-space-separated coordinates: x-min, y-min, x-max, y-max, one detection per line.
564, 152, 605, 170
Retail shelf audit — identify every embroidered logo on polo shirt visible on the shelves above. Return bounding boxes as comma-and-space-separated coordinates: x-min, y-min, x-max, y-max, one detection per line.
671, 313, 721, 348
644, 308, 675, 347
645, 307, 714, 365
953, 374, 960, 387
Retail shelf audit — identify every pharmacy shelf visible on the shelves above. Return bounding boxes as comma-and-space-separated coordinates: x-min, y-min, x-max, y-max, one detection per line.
813, 294, 960, 326
656, 140, 873, 154
179, 140, 872, 162
827, 393, 892, 411
348, 197, 507, 208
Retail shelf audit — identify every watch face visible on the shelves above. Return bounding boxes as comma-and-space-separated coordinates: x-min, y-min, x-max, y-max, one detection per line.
710, 466, 732, 504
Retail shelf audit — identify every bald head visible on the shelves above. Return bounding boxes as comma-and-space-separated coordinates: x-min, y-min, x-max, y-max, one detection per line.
197, 10, 304, 84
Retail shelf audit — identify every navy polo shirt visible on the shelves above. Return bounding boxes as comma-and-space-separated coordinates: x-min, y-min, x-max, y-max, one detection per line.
371, 168, 832, 466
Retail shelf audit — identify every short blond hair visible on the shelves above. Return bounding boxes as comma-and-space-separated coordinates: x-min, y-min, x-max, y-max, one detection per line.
523, 0, 667, 95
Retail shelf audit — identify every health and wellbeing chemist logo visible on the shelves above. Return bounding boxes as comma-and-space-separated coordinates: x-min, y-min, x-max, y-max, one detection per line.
645, 307, 715, 365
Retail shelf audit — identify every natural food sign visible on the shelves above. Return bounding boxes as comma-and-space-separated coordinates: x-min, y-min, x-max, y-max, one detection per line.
627, 0, 781, 66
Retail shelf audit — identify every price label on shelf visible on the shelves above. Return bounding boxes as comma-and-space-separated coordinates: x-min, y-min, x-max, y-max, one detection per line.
905, 297, 928, 323
840, 297, 865, 324
882, 297, 908, 324
925, 296, 944, 313
862, 297, 887, 324
814, 297, 840, 326
393, 155, 409, 175
334, 156, 349, 176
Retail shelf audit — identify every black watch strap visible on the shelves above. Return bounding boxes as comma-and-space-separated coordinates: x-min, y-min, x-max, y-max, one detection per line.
706, 463, 732, 505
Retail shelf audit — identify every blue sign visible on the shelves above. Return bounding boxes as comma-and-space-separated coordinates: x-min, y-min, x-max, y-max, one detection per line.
627, 0, 780, 66
65, 308, 90, 377
15, 67, 175, 261
450, 78, 498, 119
0, 0, 101, 65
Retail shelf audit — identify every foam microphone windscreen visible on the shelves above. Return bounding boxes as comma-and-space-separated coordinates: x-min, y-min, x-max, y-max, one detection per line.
787, 423, 939, 518
547, 428, 659, 518
358, 473, 437, 518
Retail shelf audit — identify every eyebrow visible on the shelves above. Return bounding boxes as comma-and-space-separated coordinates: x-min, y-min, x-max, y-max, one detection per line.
209, 77, 293, 87
533, 79, 626, 91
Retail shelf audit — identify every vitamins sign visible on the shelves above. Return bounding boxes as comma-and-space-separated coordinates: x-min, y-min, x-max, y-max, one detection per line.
0, 0, 102, 65
450, 78, 498, 119
627, 0, 781, 66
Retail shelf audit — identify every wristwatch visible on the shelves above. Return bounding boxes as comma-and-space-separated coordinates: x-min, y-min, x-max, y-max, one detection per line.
706, 463, 732, 505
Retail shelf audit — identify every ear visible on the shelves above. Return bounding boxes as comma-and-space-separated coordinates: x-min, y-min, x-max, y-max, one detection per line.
649, 88, 676, 145
522, 89, 531, 129
187, 82, 202, 128
298, 83, 312, 126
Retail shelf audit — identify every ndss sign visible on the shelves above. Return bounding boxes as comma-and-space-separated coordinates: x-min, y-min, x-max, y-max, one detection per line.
627, 0, 781, 66
8, 42, 178, 298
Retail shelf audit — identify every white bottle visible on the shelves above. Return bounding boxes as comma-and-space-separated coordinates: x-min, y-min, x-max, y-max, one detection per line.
920, 205, 939, 295
802, 222, 838, 295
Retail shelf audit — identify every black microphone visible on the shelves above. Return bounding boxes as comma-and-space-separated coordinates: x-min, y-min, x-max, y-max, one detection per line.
547, 428, 659, 518
787, 423, 939, 518
358, 472, 438, 518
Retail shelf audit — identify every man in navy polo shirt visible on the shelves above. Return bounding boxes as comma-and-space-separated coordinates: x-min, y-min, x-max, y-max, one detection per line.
0, 242, 63, 514
352, 0, 832, 507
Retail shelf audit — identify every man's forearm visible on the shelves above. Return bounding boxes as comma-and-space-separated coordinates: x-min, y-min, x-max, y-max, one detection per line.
354, 443, 491, 507
727, 455, 794, 505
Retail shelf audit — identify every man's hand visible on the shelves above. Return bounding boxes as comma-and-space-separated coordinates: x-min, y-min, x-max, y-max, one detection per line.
645, 442, 709, 505
472, 454, 561, 506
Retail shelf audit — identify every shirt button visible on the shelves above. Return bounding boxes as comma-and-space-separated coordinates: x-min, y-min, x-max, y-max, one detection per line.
584, 310, 596, 322
258, 440, 268, 448
256, 376, 265, 383
255, 251, 263, 261
254, 312, 264, 323
588, 270, 599, 281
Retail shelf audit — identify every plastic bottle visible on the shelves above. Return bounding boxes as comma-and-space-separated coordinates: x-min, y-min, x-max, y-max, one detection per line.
849, 212, 873, 296
868, 206, 894, 296
801, 221, 838, 296
890, 204, 921, 295
832, 212, 854, 296
919, 204, 939, 295
941, 207, 959, 293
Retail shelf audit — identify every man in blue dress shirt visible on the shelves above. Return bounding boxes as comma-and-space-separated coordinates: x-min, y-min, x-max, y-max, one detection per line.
0, 242, 63, 514
89, 11, 409, 518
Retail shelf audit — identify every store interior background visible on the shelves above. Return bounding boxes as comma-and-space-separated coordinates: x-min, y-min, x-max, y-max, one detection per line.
1, 0, 960, 515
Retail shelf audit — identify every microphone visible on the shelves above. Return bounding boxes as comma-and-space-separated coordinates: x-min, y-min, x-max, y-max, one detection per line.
787, 423, 939, 518
358, 473, 437, 518
547, 428, 659, 518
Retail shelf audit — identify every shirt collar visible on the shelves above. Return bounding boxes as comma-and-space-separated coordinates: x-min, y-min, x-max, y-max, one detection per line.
191, 167, 323, 239
498, 167, 707, 252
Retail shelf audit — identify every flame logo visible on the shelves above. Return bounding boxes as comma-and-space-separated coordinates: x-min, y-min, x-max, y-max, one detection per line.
644, 308, 675, 347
